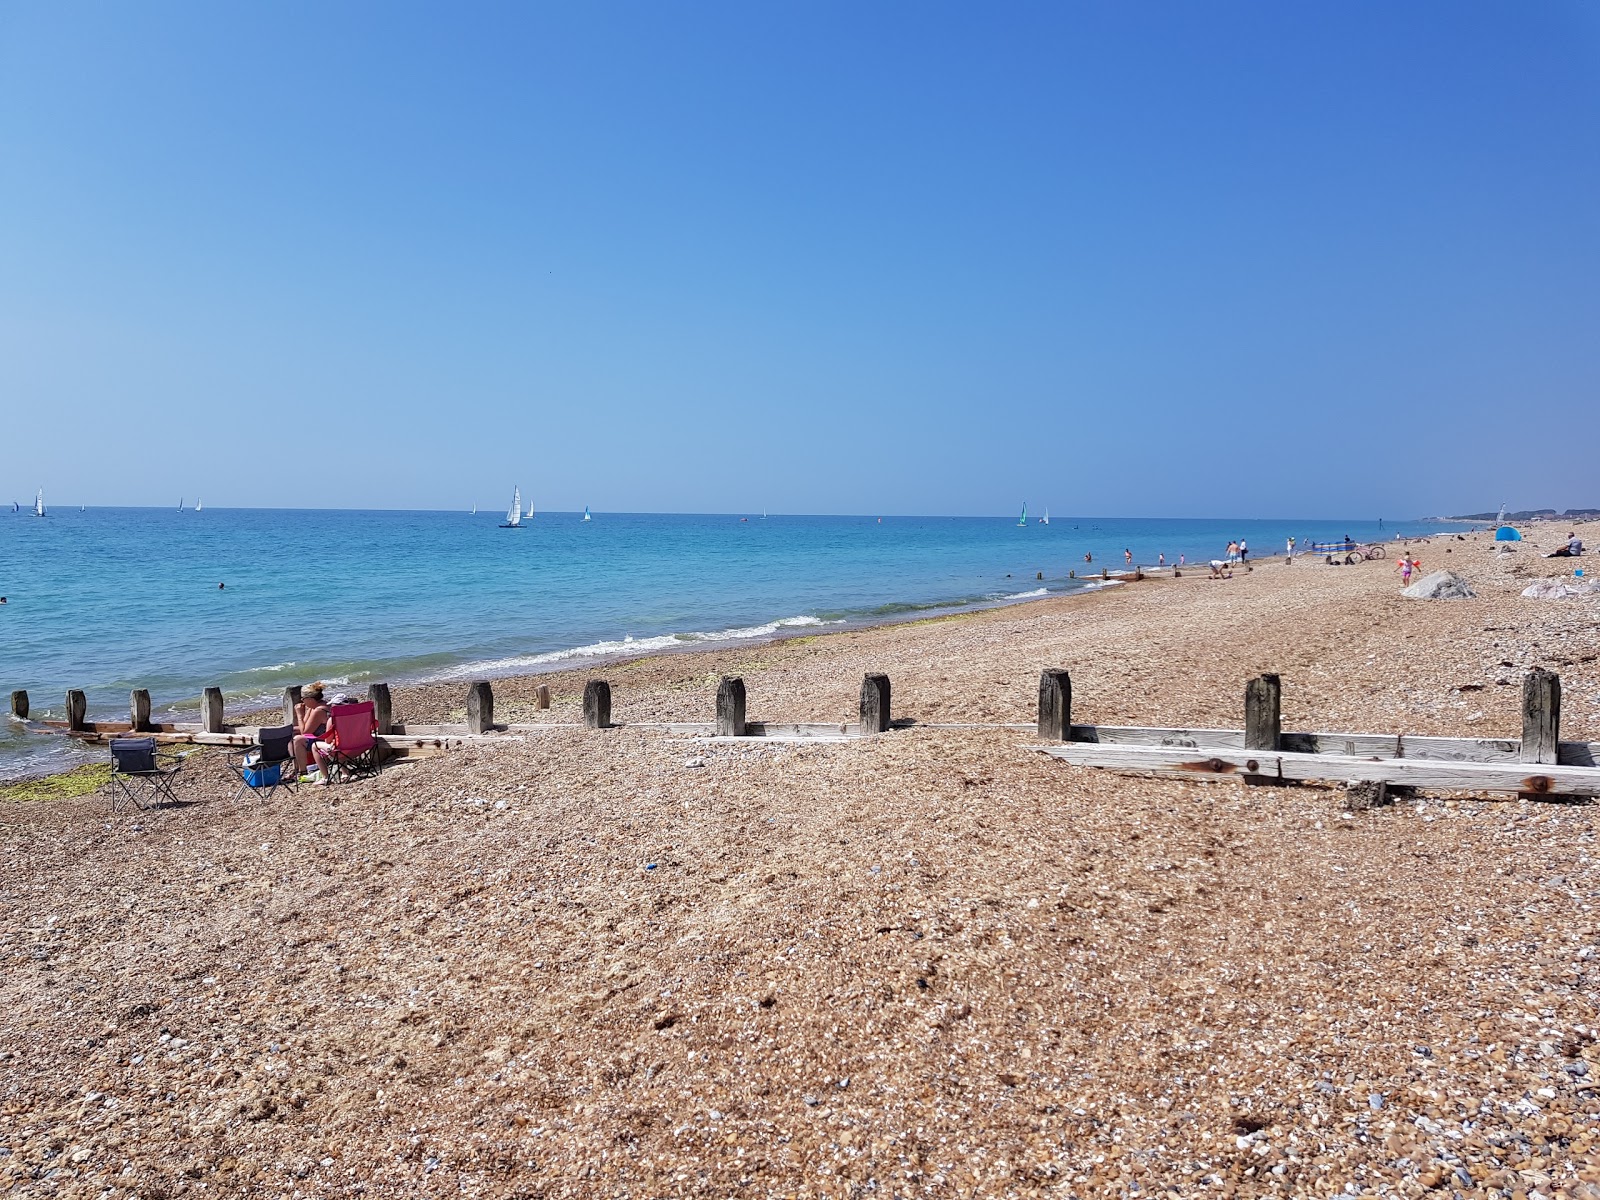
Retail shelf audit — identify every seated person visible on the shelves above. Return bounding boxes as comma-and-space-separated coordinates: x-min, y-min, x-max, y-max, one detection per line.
1549, 533, 1584, 557
292, 682, 330, 778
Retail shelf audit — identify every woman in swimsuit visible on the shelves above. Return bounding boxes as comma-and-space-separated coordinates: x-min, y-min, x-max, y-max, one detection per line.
292, 682, 330, 779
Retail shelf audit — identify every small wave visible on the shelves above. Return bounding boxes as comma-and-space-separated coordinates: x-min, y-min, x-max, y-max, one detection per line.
430, 615, 837, 680
996, 586, 1049, 600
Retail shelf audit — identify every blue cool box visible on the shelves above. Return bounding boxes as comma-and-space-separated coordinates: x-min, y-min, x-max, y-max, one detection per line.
243, 762, 283, 787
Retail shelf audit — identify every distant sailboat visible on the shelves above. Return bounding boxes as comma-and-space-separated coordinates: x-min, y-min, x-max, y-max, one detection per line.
1040, 507, 1049, 525
525, 497, 535, 520
761, 508, 768, 520
1017, 502, 1028, 528
34, 489, 46, 518
80, 504, 86, 512
583, 506, 592, 522
470, 503, 477, 515
195, 499, 203, 512
11, 500, 19, 513
177, 497, 184, 512
499, 486, 524, 528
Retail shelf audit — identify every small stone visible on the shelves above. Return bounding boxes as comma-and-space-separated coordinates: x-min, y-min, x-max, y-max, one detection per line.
684, 758, 705, 769
1369, 1093, 1385, 1110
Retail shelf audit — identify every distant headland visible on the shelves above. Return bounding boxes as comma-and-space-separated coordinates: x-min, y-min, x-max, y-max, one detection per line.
1433, 508, 1600, 522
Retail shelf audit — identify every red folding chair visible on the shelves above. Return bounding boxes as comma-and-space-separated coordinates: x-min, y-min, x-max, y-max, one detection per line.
316, 701, 381, 782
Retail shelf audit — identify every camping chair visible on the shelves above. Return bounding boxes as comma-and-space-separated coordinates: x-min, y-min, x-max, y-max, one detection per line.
226, 724, 298, 800
316, 701, 381, 783
106, 737, 186, 814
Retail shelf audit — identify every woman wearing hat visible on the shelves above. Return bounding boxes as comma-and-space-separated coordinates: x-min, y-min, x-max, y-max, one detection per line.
292, 682, 331, 781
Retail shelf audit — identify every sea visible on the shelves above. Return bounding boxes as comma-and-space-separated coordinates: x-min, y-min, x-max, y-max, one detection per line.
0, 508, 1473, 781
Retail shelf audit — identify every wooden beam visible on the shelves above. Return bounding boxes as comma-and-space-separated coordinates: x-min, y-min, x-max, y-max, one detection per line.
10, 690, 27, 720
282, 685, 301, 727
1035, 742, 1600, 797
66, 690, 87, 732
368, 682, 392, 735
466, 681, 494, 735
1522, 669, 1561, 765
536, 683, 551, 710
1244, 674, 1281, 751
1038, 669, 1071, 741
860, 673, 891, 735
716, 676, 746, 737
583, 680, 611, 730
130, 689, 152, 732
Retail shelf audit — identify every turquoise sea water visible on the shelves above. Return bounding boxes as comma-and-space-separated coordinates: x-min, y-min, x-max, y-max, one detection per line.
0, 508, 1470, 779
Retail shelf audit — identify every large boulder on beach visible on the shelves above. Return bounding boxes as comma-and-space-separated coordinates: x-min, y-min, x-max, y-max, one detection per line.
1401, 570, 1476, 600
1521, 578, 1600, 600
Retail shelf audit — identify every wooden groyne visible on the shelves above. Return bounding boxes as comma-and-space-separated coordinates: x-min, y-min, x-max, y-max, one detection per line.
8, 666, 1600, 798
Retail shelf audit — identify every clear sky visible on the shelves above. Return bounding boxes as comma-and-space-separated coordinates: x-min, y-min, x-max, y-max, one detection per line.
2, 2, 1596, 518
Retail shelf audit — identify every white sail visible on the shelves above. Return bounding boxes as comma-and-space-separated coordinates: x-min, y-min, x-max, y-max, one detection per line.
525, 498, 535, 519
1041, 507, 1049, 525
583, 505, 592, 521
505, 486, 522, 527
196, 499, 203, 512
177, 497, 184, 512
34, 488, 45, 517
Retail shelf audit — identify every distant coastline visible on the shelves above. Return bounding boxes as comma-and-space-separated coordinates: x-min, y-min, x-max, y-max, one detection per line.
1432, 507, 1600, 523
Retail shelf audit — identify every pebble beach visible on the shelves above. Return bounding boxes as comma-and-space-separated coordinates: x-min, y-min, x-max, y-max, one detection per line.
4, 520, 1600, 1198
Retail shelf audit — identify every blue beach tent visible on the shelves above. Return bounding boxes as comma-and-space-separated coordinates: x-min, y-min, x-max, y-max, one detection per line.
1495, 526, 1522, 541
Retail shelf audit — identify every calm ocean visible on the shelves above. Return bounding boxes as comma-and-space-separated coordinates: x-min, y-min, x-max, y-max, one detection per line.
0, 508, 1468, 779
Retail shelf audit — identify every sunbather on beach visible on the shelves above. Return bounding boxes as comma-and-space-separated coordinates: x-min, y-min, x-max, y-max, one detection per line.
292, 682, 330, 778
1548, 533, 1585, 557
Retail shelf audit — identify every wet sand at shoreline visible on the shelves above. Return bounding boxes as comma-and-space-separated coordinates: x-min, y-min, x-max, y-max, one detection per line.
4, 521, 1600, 1197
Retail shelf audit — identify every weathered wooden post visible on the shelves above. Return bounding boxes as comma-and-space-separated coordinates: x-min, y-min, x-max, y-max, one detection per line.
282, 685, 302, 726
860, 674, 891, 734
1521, 668, 1561, 765
582, 680, 611, 729
1244, 674, 1281, 751
716, 676, 747, 737
1038, 669, 1072, 741
536, 684, 551, 711
130, 689, 152, 732
368, 682, 392, 735
9, 690, 27, 721
66, 689, 88, 732
202, 687, 225, 734
466, 681, 494, 735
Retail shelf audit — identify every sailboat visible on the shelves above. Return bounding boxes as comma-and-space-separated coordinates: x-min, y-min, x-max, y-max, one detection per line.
34, 489, 46, 518
80, 504, 86, 512
499, 486, 524, 528
1040, 507, 1050, 525
195, 499, 203, 512
11, 500, 18, 513
583, 506, 592, 522
470, 503, 477, 515
1017, 502, 1028, 528
177, 497, 184, 512
761, 508, 768, 520
525, 497, 535, 520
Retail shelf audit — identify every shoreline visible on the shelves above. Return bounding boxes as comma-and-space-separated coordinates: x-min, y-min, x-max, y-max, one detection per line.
1, 522, 1577, 787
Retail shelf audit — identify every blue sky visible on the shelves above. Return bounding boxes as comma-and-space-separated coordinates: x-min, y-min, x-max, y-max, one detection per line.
2, 2, 1596, 517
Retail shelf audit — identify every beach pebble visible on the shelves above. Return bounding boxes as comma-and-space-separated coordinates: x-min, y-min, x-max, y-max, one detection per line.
683, 757, 705, 769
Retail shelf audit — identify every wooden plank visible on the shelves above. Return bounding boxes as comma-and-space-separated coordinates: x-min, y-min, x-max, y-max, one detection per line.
1560, 742, 1599, 769
1399, 735, 1520, 762
1522, 669, 1561, 764
1035, 743, 1600, 797
583, 680, 611, 730
1284, 731, 1404, 757
282, 685, 302, 727
716, 676, 746, 737
1244, 674, 1281, 750
10, 690, 27, 720
66, 690, 87, 731
1038, 669, 1071, 741
860, 674, 891, 735
536, 684, 551, 710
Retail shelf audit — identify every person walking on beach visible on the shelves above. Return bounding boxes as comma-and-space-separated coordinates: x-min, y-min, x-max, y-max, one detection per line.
1158, 553, 1165, 567
1398, 555, 1413, 587
1239, 538, 1248, 562
292, 682, 331, 781
1226, 540, 1239, 563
